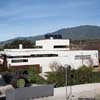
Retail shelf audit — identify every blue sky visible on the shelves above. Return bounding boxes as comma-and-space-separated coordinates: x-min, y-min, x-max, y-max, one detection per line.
0, 0, 100, 41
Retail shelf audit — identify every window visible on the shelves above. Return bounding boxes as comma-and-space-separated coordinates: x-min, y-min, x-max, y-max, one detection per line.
54, 45, 68, 48
31, 54, 58, 57
12, 59, 28, 63
75, 55, 91, 60
9, 54, 58, 59
35, 46, 42, 48
8, 56, 29, 58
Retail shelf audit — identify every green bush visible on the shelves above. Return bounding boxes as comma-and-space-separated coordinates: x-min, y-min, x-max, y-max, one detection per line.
27, 67, 47, 84
46, 64, 100, 87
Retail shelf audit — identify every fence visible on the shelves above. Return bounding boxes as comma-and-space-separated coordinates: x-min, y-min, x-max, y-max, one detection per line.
6, 85, 54, 100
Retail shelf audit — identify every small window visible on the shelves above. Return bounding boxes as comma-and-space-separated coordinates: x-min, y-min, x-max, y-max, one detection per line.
93, 66, 98, 68
75, 55, 91, 60
12, 59, 28, 63
54, 45, 68, 48
36, 46, 42, 48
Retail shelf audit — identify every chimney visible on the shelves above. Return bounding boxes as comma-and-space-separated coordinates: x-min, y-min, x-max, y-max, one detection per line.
19, 44, 23, 49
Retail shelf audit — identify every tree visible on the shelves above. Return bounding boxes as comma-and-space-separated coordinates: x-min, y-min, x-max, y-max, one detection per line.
0, 54, 9, 72
27, 67, 47, 84
46, 62, 100, 87
47, 62, 66, 87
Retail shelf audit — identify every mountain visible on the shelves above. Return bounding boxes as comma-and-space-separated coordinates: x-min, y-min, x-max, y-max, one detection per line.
53, 25, 100, 40
1, 25, 100, 45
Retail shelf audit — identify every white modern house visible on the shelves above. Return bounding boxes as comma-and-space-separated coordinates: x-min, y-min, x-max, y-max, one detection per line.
0, 35, 99, 73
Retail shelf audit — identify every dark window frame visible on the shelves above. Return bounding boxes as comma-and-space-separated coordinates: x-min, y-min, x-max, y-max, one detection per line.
75, 55, 91, 60
8, 54, 58, 58
12, 59, 28, 63
54, 45, 68, 48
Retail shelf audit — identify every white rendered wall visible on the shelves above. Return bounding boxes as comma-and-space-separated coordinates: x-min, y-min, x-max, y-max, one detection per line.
6, 50, 99, 73
36, 39, 70, 50
60, 50, 99, 69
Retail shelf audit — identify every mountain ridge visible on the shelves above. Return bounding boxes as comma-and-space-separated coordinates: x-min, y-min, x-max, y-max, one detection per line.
1, 25, 100, 45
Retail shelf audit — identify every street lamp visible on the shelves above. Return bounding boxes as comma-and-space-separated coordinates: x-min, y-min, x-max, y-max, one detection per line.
64, 64, 69, 100
64, 64, 73, 100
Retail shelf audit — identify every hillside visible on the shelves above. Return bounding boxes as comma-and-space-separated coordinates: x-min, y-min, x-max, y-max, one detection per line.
1, 25, 100, 46
53, 25, 100, 40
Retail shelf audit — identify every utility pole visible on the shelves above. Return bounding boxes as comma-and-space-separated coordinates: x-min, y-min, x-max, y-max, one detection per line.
64, 64, 73, 100
66, 66, 68, 100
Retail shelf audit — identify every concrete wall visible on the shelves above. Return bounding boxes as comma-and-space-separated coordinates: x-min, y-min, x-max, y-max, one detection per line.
6, 85, 54, 100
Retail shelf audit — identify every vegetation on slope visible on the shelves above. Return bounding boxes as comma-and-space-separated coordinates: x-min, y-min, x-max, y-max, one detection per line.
3, 39, 35, 49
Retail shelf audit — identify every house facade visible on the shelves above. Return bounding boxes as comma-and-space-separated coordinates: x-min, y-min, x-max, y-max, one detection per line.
0, 35, 99, 73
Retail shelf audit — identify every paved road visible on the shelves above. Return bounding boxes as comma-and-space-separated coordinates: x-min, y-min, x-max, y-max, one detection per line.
34, 83, 100, 100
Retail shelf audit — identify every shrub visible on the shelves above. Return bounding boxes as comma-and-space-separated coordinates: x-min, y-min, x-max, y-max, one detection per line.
27, 67, 47, 84
46, 63, 100, 87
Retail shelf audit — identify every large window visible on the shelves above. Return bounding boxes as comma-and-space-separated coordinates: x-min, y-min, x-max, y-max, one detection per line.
12, 59, 28, 63
8, 56, 29, 58
8, 54, 58, 58
30, 54, 58, 57
54, 45, 68, 48
75, 55, 91, 60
